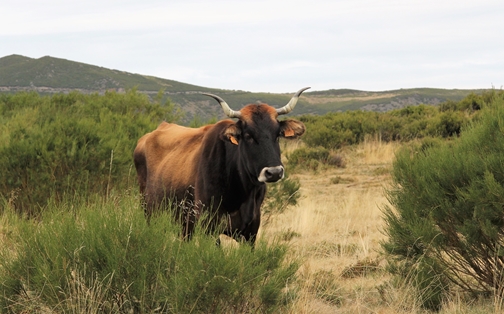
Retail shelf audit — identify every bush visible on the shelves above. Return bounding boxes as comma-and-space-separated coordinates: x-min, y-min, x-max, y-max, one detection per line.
0, 193, 298, 313
297, 92, 504, 150
288, 146, 329, 168
287, 146, 346, 171
0, 90, 181, 214
382, 92, 504, 309
300, 111, 383, 149
427, 110, 467, 138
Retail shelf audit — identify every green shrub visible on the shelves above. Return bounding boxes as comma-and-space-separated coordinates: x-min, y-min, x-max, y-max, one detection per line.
0, 90, 181, 214
288, 146, 329, 168
300, 110, 382, 149
427, 110, 467, 138
382, 92, 504, 309
263, 173, 301, 217
188, 114, 217, 128
0, 193, 298, 313
417, 136, 445, 152
288, 146, 346, 171
297, 92, 503, 150
438, 99, 459, 112
457, 92, 485, 111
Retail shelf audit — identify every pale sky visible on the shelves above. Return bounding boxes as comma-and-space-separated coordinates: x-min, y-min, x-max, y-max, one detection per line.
1, 0, 502, 93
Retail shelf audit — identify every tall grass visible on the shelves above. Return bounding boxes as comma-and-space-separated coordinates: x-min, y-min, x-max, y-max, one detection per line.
0, 191, 298, 313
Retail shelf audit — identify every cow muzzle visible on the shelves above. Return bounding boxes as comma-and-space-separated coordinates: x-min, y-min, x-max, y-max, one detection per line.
258, 166, 284, 183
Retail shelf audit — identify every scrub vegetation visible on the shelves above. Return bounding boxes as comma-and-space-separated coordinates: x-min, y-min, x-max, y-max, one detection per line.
1, 89, 504, 312
0, 196, 297, 313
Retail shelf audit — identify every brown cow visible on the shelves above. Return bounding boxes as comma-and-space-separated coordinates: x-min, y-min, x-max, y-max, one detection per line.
134, 87, 309, 244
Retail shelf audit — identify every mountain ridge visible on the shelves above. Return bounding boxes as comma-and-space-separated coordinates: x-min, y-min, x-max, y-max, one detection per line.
0, 54, 488, 121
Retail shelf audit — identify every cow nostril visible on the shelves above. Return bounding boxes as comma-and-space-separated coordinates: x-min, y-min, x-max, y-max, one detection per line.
265, 169, 273, 179
258, 166, 284, 182
263, 166, 284, 182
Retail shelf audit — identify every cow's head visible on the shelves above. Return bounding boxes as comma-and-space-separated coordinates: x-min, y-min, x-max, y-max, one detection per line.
202, 87, 309, 184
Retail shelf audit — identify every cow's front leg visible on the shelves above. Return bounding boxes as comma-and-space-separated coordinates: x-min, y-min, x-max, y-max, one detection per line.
240, 215, 261, 245
227, 188, 264, 245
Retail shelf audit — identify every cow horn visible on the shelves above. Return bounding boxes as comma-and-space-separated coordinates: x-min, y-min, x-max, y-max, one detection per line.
201, 92, 242, 119
276, 87, 311, 115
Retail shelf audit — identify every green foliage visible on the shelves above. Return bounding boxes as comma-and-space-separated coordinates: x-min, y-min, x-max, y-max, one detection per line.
0, 90, 304, 313
299, 111, 384, 149
438, 91, 491, 113
0, 90, 181, 214
188, 114, 218, 128
263, 173, 301, 217
287, 146, 345, 171
0, 193, 298, 313
298, 91, 503, 150
288, 146, 329, 167
381, 92, 504, 309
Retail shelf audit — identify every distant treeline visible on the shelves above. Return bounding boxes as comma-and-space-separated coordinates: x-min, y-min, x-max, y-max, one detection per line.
298, 90, 501, 150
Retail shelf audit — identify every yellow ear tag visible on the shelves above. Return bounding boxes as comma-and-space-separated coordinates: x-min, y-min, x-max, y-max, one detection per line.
284, 129, 295, 137
229, 136, 239, 145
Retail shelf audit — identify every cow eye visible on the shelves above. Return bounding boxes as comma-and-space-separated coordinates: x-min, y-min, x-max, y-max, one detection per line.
244, 133, 254, 142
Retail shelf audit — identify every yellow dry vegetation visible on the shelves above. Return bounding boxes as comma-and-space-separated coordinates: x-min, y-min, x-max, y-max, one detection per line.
303, 93, 398, 105
261, 139, 496, 313
259, 139, 396, 313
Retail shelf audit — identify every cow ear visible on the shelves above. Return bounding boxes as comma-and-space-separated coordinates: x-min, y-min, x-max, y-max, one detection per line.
280, 119, 306, 138
221, 123, 241, 145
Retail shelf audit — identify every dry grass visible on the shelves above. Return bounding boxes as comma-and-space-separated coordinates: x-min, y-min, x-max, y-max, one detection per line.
303, 93, 398, 105
261, 140, 398, 313
261, 140, 499, 313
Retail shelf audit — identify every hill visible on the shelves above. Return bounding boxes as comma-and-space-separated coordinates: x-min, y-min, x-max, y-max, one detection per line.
0, 54, 487, 121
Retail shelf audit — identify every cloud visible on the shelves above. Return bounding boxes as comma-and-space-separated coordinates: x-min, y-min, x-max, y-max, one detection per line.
1, 0, 502, 92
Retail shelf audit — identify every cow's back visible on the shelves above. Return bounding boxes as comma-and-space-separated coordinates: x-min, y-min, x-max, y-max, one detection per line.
134, 121, 211, 207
